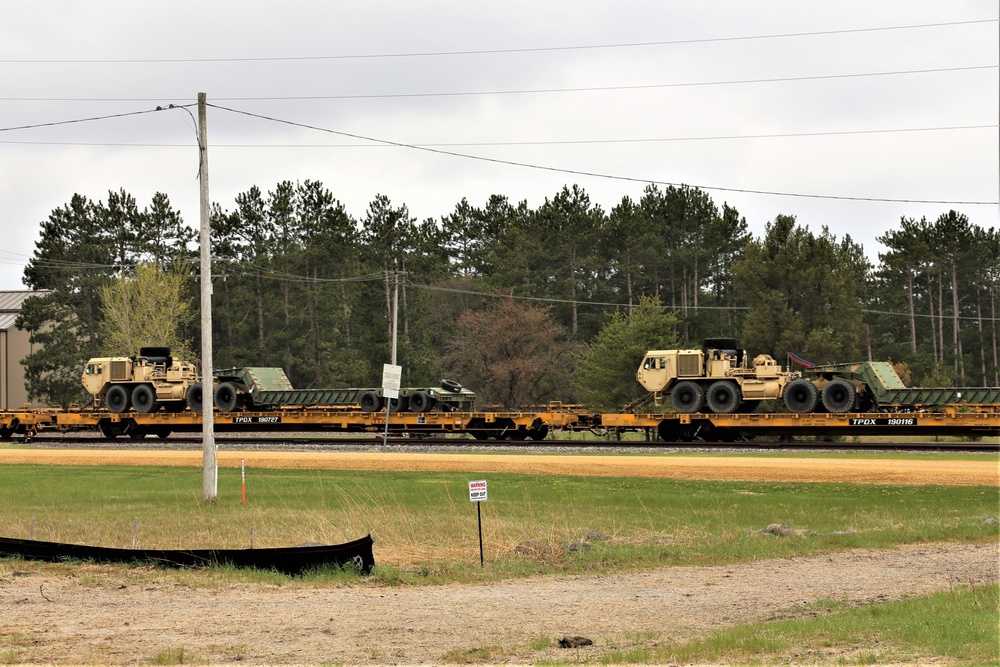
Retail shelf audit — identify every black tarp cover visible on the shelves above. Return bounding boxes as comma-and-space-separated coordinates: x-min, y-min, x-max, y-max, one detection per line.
0, 534, 374, 575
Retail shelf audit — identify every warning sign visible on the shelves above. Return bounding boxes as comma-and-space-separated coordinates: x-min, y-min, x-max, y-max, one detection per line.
468, 479, 488, 502
381, 364, 402, 391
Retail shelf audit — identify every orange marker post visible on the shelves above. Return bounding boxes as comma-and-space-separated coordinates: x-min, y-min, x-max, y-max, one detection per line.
241, 459, 247, 505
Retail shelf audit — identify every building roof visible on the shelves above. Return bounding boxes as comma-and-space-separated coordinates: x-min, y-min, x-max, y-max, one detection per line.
0, 290, 48, 331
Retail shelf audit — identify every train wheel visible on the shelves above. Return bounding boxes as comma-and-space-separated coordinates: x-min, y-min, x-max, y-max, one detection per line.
127, 423, 147, 439
185, 383, 203, 413
106, 385, 131, 414
131, 384, 157, 413
783, 378, 819, 413
527, 424, 549, 441
822, 378, 856, 413
670, 381, 704, 414
215, 382, 240, 412
99, 421, 119, 439
706, 381, 741, 414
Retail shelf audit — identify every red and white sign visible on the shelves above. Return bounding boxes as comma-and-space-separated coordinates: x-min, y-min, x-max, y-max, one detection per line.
469, 479, 488, 502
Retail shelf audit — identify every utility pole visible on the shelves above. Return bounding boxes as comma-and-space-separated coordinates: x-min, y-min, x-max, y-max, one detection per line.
198, 92, 217, 502
390, 271, 399, 365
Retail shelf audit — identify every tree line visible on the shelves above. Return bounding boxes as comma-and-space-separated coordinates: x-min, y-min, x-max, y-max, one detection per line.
17, 181, 999, 409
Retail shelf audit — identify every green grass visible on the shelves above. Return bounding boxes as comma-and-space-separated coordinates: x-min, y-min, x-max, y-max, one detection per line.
571, 583, 999, 665
149, 647, 186, 665
0, 462, 995, 583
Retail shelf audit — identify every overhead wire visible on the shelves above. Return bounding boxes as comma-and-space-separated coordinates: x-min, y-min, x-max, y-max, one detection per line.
207, 103, 1000, 206
0, 124, 994, 148
1, 18, 993, 63
0, 105, 193, 133
3, 65, 995, 103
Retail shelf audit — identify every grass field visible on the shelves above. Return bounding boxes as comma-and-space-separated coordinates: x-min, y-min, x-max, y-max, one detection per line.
0, 461, 995, 580
1, 457, 997, 665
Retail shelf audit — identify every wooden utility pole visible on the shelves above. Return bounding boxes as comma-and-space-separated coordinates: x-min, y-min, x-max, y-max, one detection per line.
198, 93, 217, 502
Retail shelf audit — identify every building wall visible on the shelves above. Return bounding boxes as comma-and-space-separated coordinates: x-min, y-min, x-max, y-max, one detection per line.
0, 290, 49, 410
1, 326, 36, 409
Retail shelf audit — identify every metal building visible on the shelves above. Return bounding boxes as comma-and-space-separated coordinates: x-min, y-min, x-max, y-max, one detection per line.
0, 291, 46, 409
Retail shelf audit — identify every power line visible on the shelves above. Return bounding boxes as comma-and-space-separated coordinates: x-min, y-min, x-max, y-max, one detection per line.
1, 124, 993, 148
207, 103, 1000, 206
4, 65, 995, 103
0, 105, 193, 133
1, 19, 994, 64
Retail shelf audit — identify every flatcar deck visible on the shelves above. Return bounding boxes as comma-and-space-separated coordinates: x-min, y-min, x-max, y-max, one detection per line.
2, 405, 999, 441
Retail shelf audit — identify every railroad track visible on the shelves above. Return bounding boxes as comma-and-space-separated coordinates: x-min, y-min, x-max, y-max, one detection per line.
13, 434, 998, 452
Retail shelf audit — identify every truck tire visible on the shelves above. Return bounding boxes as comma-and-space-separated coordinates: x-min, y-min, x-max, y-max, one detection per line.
388, 395, 409, 412
783, 378, 819, 413
360, 390, 382, 412
706, 381, 741, 414
106, 385, 131, 414
670, 381, 705, 414
186, 383, 204, 413
131, 384, 157, 413
408, 390, 435, 412
440, 379, 462, 393
214, 382, 240, 413
822, 378, 856, 413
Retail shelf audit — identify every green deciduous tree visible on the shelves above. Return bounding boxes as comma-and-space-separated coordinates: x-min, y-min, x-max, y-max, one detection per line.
97, 261, 196, 362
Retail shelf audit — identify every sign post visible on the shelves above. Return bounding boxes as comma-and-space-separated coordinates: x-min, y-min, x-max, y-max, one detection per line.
469, 479, 487, 566
381, 364, 402, 447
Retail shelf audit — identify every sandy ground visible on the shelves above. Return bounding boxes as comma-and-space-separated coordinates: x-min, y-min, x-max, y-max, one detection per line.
0, 447, 997, 486
0, 448, 997, 665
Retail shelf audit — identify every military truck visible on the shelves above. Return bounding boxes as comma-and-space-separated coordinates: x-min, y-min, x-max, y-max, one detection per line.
638, 338, 1000, 415
637, 338, 813, 414
83, 347, 475, 414
82, 346, 200, 414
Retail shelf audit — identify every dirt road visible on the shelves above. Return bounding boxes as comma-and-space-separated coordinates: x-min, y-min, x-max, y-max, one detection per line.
1, 541, 996, 665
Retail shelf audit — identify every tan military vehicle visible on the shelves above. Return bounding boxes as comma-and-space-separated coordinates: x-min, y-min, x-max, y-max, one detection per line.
637, 338, 804, 414
82, 346, 201, 413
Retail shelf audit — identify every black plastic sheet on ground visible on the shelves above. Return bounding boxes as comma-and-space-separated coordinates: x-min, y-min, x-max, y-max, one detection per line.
0, 534, 374, 575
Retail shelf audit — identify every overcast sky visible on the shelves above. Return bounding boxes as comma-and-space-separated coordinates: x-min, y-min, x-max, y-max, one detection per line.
1, 1, 997, 292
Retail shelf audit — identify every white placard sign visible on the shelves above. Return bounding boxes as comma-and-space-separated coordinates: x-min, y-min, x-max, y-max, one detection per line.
381, 364, 402, 391
384, 388, 400, 399
469, 479, 488, 502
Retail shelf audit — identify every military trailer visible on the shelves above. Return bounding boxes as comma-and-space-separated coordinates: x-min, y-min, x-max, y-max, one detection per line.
82, 347, 475, 414
212, 366, 476, 413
